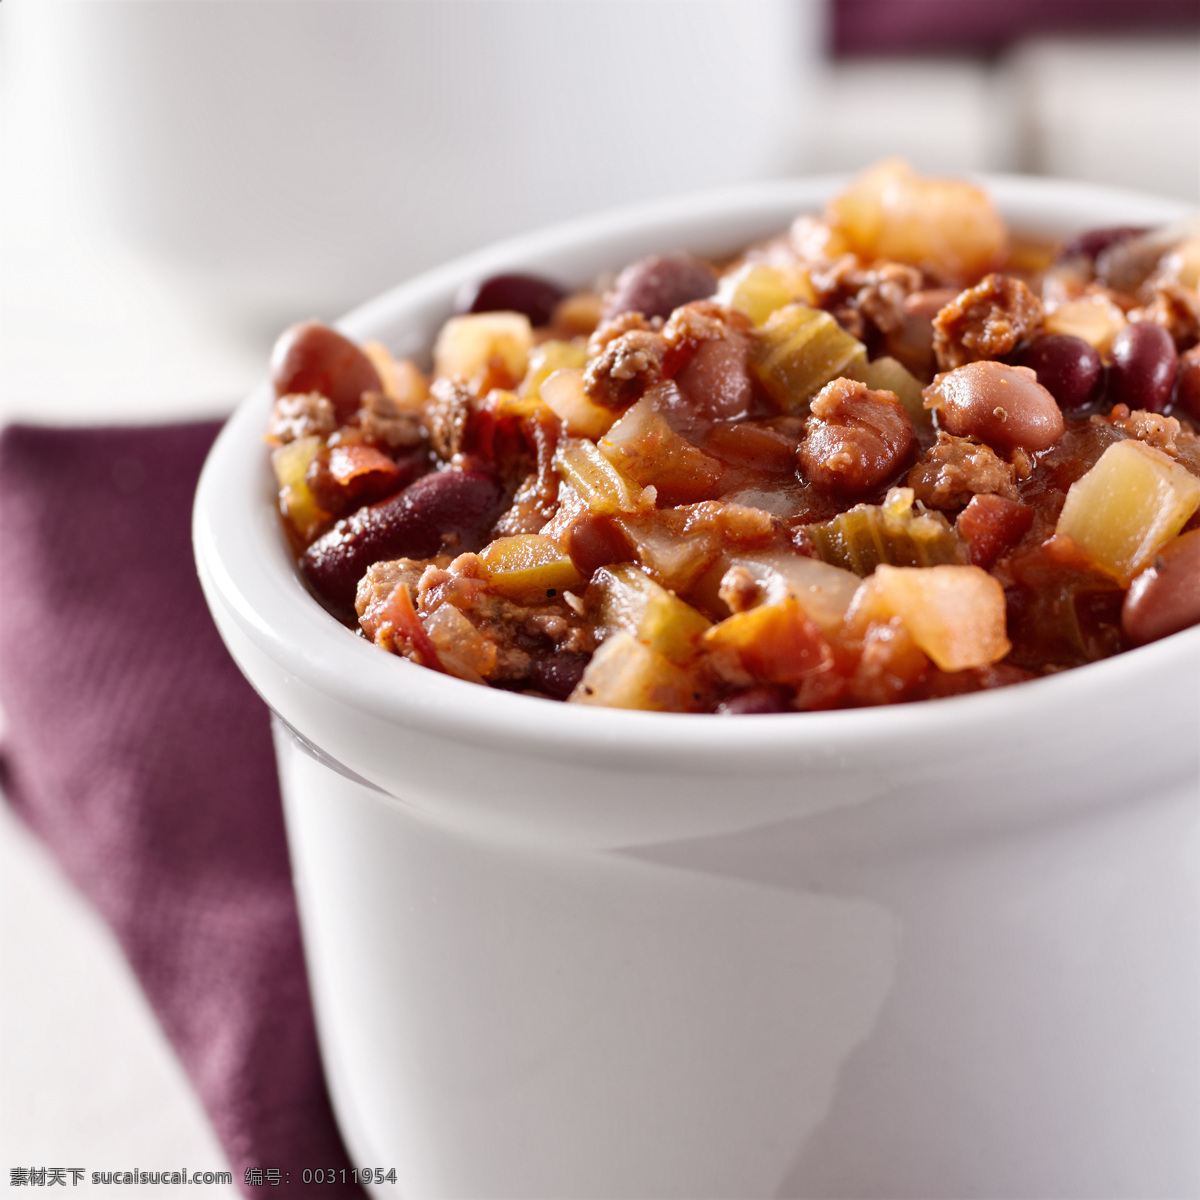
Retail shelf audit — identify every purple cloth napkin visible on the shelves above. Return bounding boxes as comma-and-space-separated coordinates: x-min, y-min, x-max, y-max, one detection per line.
833, 0, 1200, 55
0, 422, 366, 1198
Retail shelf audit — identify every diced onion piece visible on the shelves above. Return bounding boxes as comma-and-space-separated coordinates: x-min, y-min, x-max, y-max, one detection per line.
703, 598, 831, 684
568, 632, 701, 711
554, 438, 654, 517
520, 340, 588, 400
539, 367, 617, 439
716, 262, 815, 325
725, 550, 861, 635
1055, 439, 1200, 584
478, 534, 583, 603
326, 442, 399, 487
807, 486, 967, 576
750, 304, 865, 414
433, 312, 533, 384
614, 511, 719, 594
590, 564, 711, 665
598, 396, 724, 503
271, 435, 329, 541
847, 564, 1010, 672
846, 355, 929, 428
423, 604, 496, 684
1043, 294, 1127, 354
827, 159, 1007, 283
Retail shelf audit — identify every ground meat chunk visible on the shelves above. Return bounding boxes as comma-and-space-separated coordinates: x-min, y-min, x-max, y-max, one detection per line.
809, 259, 925, 342
355, 557, 441, 637
355, 390, 424, 448
267, 392, 336, 444
583, 327, 668, 410
1105, 403, 1185, 456
425, 377, 473, 460
932, 274, 1044, 370
798, 377, 916, 495
586, 311, 654, 358
907, 432, 1020, 509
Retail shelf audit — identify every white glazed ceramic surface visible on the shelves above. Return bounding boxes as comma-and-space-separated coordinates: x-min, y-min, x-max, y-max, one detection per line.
195, 178, 1200, 1200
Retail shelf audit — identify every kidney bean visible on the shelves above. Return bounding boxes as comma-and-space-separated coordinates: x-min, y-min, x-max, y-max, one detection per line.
1017, 333, 1102, 412
271, 321, 383, 423
1108, 322, 1178, 414
455, 272, 567, 327
302, 468, 503, 607
1059, 225, 1145, 262
926, 360, 1064, 454
1174, 345, 1200, 423
716, 687, 790, 715
1121, 528, 1200, 645
798, 377, 915, 496
600, 253, 718, 322
529, 652, 591, 700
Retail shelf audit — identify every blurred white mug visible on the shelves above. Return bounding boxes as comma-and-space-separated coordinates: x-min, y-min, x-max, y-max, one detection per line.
5, 0, 820, 330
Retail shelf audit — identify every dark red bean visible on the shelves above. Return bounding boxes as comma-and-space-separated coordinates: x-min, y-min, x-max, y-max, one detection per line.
302, 469, 503, 607
716, 687, 790, 715
1108, 322, 1177, 414
271, 321, 382, 422
1017, 333, 1102, 412
455, 273, 567, 327
1059, 226, 1145, 262
1122, 528, 1200, 645
529, 652, 591, 700
600, 253, 717, 322
1174, 346, 1200, 423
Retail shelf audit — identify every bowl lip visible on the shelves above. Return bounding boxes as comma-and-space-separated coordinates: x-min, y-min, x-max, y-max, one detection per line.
194, 172, 1200, 768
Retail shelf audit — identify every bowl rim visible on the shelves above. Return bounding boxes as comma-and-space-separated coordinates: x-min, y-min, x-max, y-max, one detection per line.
194, 172, 1200, 767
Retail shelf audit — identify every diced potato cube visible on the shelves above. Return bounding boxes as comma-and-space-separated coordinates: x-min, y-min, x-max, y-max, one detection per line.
750, 304, 865, 414
827, 159, 1007, 283
590, 564, 711, 664
846, 355, 929, 428
715, 262, 815, 325
704, 598, 832, 684
539, 367, 617, 439
568, 632, 701, 711
433, 312, 533, 385
554, 438, 654, 516
1043, 294, 1127, 354
479, 534, 583, 603
1055, 438, 1200, 583
846, 564, 1010, 672
270, 435, 329, 541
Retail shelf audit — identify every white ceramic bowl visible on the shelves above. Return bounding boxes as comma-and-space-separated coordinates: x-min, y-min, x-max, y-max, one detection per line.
194, 178, 1200, 1199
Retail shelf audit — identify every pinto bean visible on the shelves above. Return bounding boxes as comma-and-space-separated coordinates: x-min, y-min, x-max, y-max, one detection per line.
798, 378, 915, 495
271, 321, 383, 422
674, 333, 755, 421
302, 468, 503, 608
600, 253, 717, 322
1121, 528, 1200, 645
925, 360, 1064, 454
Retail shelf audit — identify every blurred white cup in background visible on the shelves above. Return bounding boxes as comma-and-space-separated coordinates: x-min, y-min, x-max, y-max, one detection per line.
4, 1, 820, 334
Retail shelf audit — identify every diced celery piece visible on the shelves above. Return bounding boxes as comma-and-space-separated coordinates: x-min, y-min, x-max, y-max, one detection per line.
568, 631, 702, 711
598, 396, 723, 503
539, 367, 617, 439
520, 340, 588, 400
1055, 438, 1200, 583
553, 438, 654, 517
846, 355, 930, 428
590, 564, 711, 665
433, 312, 533, 384
271, 435, 329, 541
479, 534, 583, 603
846, 564, 1010, 672
750, 304, 865, 414
807, 486, 967, 576
716, 262, 815, 326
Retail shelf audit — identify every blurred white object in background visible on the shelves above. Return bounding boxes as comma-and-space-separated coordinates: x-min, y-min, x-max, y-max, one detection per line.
3, 0, 817, 333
